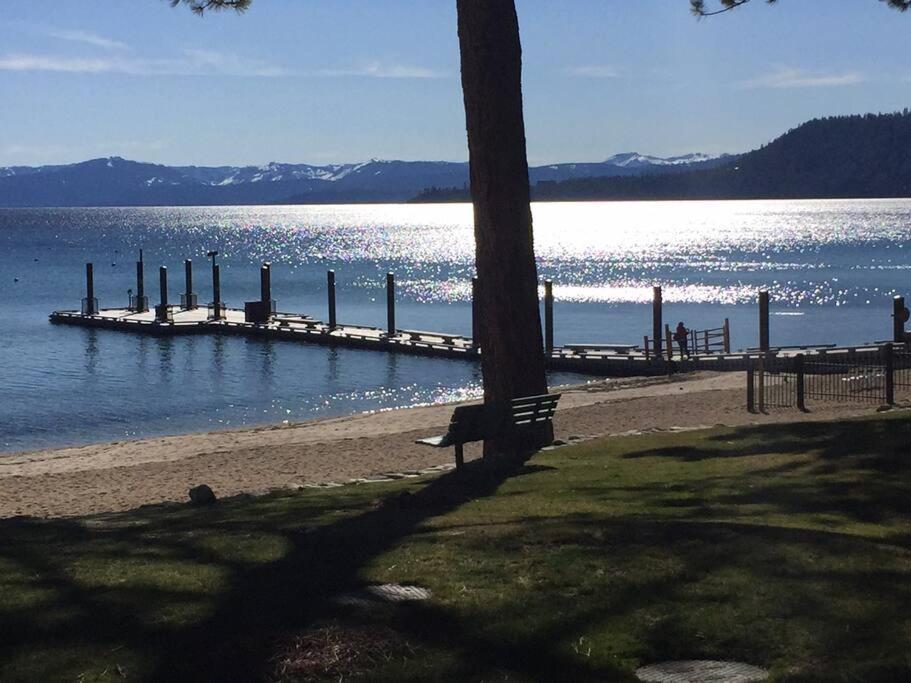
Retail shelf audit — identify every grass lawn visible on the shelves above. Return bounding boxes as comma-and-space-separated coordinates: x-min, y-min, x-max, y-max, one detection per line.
2, 413, 911, 682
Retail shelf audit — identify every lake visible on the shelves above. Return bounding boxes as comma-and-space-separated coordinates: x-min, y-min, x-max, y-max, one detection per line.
2, 199, 910, 453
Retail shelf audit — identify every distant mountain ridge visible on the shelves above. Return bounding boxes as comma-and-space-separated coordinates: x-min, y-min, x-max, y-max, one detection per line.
0, 152, 729, 207
531, 111, 911, 201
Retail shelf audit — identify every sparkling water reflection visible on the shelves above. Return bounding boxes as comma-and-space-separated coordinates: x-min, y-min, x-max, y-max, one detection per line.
1, 199, 910, 453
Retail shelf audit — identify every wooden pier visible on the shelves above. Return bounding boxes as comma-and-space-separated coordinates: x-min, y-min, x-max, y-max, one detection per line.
49, 259, 910, 378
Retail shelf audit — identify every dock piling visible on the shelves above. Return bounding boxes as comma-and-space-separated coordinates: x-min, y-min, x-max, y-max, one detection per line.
260, 262, 272, 308
652, 286, 663, 360
327, 270, 337, 329
386, 272, 396, 336
182, 259, 198, 310
544, 280, 554, 354
82, 263, 98, 315
211, 264, 222, 320
155, 266, 170, 323
133, 252, 148, 312
758, 290, 770, 352
893, 295, 907, 343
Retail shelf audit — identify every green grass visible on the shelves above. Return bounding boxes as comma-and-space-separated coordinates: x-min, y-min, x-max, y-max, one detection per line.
2, 413, 911, 681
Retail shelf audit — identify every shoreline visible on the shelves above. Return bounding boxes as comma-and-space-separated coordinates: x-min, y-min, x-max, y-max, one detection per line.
0, 371, 899, 519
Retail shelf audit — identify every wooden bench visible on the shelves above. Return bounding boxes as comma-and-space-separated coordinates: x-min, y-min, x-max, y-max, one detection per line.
399, 329, 460, 345
416, 393, 561, 469
564, 343, 637, 355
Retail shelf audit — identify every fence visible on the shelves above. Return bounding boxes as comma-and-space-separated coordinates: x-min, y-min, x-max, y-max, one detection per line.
645, 318, 730, 361
748, 345, 897, 411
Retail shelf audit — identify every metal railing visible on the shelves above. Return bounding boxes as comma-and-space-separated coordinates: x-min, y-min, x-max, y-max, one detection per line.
747, 345, 895, 411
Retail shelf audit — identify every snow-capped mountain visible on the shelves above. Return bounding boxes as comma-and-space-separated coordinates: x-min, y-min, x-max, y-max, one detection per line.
0, 153, 728, 207
604, 152, 728, 168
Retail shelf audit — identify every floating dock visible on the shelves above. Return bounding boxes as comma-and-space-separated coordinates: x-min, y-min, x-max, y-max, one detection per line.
50, 257, 909, 378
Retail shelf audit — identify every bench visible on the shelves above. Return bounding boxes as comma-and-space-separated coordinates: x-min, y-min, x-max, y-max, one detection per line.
416, 393, 561, 469
399, 329, 460, 345
564, 343, 637, 355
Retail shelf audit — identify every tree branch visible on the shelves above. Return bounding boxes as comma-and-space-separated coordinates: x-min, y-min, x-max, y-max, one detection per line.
168, 0, 251, 15
692, 0, 910, 16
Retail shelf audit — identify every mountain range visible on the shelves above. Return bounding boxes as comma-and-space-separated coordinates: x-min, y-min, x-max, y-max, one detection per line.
0, 152, 728, 208
529, 111, 911, 202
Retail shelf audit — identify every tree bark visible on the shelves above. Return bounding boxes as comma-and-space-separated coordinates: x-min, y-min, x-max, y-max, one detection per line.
456, 0, 550, 455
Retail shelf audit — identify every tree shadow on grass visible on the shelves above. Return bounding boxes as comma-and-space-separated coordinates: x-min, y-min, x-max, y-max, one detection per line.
0, 454, 631, 681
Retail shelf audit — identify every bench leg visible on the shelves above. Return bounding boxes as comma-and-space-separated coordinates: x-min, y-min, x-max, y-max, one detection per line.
454, 443, 464, 470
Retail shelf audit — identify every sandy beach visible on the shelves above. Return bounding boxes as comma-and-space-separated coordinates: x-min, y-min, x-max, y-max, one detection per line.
0, 371, 898, 519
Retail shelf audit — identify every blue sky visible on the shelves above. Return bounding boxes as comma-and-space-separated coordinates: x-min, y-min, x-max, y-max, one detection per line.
1, 1, 909, 167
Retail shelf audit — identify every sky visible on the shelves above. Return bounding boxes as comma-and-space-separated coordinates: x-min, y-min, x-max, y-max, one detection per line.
1, 0, 909, 167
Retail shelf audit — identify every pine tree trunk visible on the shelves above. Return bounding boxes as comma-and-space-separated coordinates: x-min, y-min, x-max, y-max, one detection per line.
456, 0, 551, 456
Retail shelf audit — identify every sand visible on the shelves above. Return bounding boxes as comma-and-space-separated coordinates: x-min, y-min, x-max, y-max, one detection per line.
0, 371, 898, 519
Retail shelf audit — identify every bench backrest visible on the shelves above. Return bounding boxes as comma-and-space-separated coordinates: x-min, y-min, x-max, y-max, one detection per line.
446, 404, 501, 444
508, 393, 561, 429
444, 393, 561, 445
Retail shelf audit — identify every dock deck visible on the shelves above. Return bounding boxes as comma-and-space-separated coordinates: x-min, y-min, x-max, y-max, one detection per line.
50, 305, 883, 378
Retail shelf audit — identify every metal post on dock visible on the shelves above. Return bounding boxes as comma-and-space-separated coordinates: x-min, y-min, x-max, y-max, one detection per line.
544, 279, 554, 354
212, 264, 222, 320
759, 290, 770, 352
795, 354, 806, 411
471, 277, 480, 348
664, 324, 672, 361
723, 318, 731, 353
327, 270, 337, 330
893, 295, 907, 343
83, 263, 97, 315
155, 266, 170, 323
260, 262, 272, 306
652, 285, 663, 360
386, 272, 396, 337
182, 259, 197, 310
134, 251, 148, 312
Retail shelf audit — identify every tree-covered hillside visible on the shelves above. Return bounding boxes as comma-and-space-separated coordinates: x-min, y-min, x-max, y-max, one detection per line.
532, 111, 911, 201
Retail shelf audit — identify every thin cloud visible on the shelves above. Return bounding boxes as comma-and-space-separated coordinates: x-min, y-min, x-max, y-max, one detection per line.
316, 61, 445, 79
44, 28, 129, 51
563, 65, 621, 79
0, 50, 291, 77
739, 65, 864, 89
0, 52, 439, 79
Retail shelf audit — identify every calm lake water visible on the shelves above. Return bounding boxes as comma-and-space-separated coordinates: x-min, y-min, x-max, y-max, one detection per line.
2, 199, 910, 453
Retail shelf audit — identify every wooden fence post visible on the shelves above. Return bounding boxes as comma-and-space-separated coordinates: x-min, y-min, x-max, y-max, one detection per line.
723, 318, 731, 353
327, 270, 337, 329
